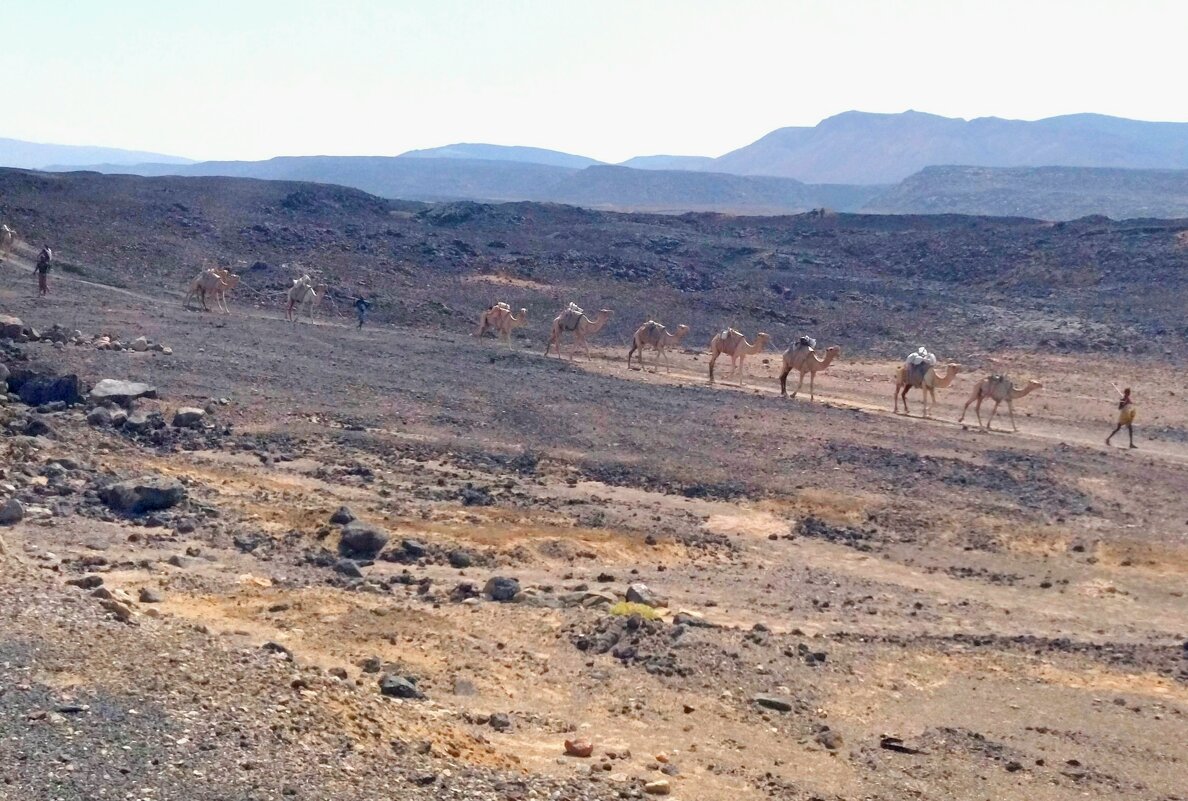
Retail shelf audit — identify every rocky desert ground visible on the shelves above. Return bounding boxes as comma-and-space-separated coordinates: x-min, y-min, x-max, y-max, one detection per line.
0, 170, 1186, 801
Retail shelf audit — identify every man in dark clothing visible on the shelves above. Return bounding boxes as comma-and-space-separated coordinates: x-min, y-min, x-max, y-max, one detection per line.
354, 297, 371, 328
36, 246, 53, 296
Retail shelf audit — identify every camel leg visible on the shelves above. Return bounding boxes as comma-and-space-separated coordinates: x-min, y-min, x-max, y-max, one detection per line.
987, 400, 1000, 430
959, 393, 977, 424
792, 372, 806, 399
898, 385, 911, 415
809, 370, 816, 401
660, 347, 670, 373
708, 350, 719, 383
627, 343, 637, 369
779, 364, 791, 396
1007, 399, 1017, 432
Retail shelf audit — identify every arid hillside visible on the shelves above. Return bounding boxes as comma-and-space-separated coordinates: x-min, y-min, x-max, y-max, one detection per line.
2, 168, 1187, 359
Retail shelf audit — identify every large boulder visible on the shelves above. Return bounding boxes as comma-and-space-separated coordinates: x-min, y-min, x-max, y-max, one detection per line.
338, 522, 389, 559
99, 476, 186, 514
0, 498, 24, 526
17, 374, 83, 406
483, 576, 521, 602
0, 315, 25, 340
90, 379, 158, 407
171, 407, 206, 428
626, 583, 667, 608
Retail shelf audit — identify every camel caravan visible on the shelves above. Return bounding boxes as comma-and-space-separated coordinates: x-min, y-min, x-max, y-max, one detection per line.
180, 266, 329, 324
475, 299, 1045, 432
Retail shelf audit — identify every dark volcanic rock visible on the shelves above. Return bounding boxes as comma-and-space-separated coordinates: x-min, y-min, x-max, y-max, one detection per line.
17, 374, 83, 406
753, 695, 794, 713
483, 576, 520, 602
99, 476, 186, 513
0, 498, 25, 525
338, 522, 389, 559
378, 674, 424, 700
334, 558, 364, 578
329, 505, 356, 524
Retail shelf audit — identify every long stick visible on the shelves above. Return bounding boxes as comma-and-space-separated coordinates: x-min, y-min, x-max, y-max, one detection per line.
1110, 381, 1124, 397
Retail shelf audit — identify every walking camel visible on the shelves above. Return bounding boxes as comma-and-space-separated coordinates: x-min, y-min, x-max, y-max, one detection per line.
708, 328, 770, 385
779, 337, 842, 400
183, 267, 240, 313
894, 359, 962, 417
286, 276, 326, 323
475, 302, 528, 345
958, 375, 1043, 431
0, 225, 14, 260
545, 303, 612, 360
627, 320, 690, 372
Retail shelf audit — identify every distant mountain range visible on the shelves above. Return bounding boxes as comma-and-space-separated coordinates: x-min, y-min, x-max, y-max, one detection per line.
0, 137, 192, 170
704, 111, 1188, 184
6, 110, 1188, 219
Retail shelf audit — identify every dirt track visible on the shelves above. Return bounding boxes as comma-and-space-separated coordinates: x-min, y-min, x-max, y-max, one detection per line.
1, 244, 1187, 801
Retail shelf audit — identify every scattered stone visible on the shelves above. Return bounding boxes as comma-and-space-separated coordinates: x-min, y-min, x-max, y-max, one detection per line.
338, 522, 389, 559
643, 779, 671, 795
402, 539, 428, 559
328, 667, 349, 680
167, 554, 200, 569
329, 505, 355, 525
626, 583, 667, 608
564, 739, 594, 758
99, 599, 134, 622
138, 587, 163, 603
171, 407, 206, 428
99, 476, 186, 513
753, 696, 794, 713
334, 558, 364, 578
0, 498, 24, 525
488, 713, 513, 732
66, 575, 104, 590
484, 576, 520, 602
86, 406, 113, 427
816, 729, 844, 751
131, 336, 149, 352
262, 642, 294, 660
378, 673, 424, 700
447, 548, 475, 568
89, 379, 158, 406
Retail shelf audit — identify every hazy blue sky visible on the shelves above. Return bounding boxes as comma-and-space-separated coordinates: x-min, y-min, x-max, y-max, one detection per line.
3, 0, 1185, 162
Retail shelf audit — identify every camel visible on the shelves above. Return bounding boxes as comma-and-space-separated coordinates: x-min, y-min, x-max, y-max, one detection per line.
475, 302, 528, 345
0, 225, 14, 260
894, 360, 962, 417
545, 303, 612, 360
958, 375, 1043, 431
183, 267, 239, 313
286, 276, 326, 322
627, 320, 690, 372
707, 328, 770, 385
779, 337, 841, 400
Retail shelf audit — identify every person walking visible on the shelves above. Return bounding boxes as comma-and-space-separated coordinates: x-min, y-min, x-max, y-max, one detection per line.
36, 245, 53, 296
354, 296, 371, 329
1106, 387, 1137, 449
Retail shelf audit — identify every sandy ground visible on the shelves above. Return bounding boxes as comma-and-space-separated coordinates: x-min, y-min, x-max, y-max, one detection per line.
1, 259, 1186, 801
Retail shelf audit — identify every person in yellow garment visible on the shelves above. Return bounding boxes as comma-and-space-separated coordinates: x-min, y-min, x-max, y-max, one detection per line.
1106, 387, 1136, 449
